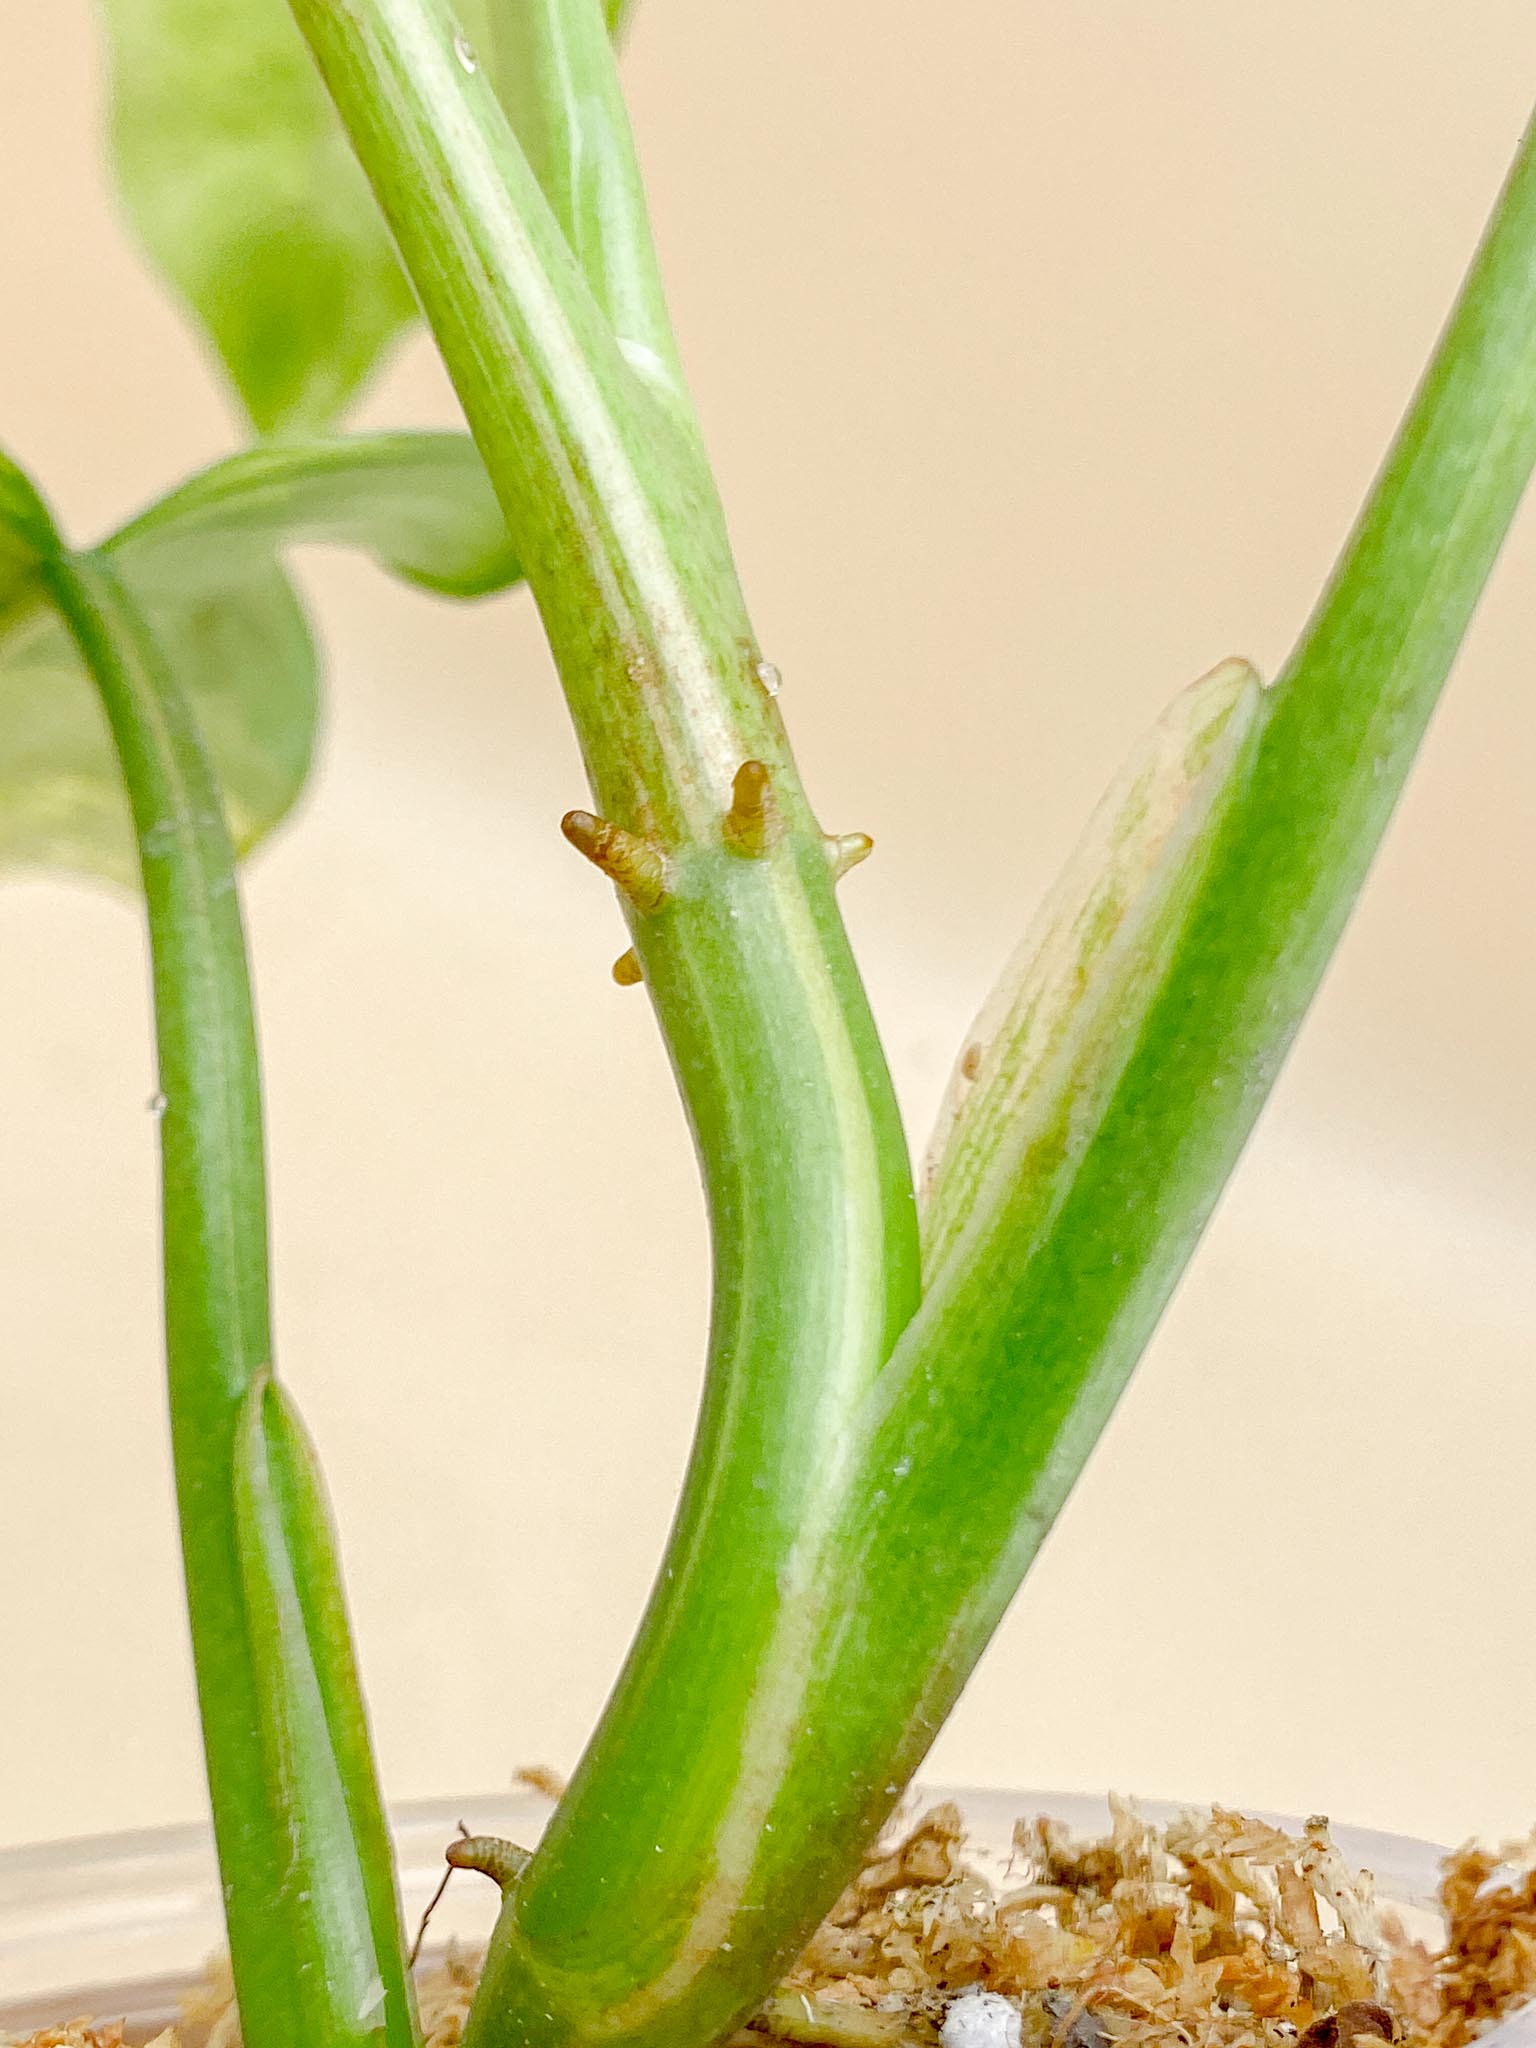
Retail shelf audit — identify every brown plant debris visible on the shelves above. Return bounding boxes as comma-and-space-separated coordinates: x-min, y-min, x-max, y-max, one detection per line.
1, 2029, 176, 2048
511, 1764, 568, 1803
746, 1800, 1536, 2048
1410, 1836, 1536, 2048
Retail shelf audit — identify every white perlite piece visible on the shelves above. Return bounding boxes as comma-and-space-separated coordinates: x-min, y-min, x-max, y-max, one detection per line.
941, 1988, 1024, 2048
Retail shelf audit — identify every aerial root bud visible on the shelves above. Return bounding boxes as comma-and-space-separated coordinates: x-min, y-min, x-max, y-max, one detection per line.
612, 948, 643, 986
724, 759, 774, 855
561, 810, 668, 910
825, 830, 874, 880
445, 1834, 533, 1892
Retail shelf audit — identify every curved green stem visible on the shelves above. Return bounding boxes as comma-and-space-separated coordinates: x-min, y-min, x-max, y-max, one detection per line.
43, 546, 416, 2048
683, 95, 1536, 1955
286, 3, 918, 2044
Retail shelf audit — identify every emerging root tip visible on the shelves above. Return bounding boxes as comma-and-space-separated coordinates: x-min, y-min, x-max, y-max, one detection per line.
445, 1835, 533, 1892
612, 948, 643, 987
723, 759, 774, 856
561, 810, 668, 911
826, 830, 874, 881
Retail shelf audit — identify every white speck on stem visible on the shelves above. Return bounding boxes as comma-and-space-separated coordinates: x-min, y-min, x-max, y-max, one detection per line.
148, 1092, 168, 1117
892, 1456, 912, 1479
453, 31, 477, 72
941, 1989, 1024, 2048
755, 659, 782, 698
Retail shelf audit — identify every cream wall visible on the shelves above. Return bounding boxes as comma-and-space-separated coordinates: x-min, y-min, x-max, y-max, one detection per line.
3, 3, 1536, 1858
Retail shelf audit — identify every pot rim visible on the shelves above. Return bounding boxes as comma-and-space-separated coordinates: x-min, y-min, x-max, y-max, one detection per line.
0, 1788, 1452, 2035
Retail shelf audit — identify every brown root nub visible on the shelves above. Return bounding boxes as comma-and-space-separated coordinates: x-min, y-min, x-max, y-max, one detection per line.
825, 830, 873, 881
561, 810, 668, 911
612, 948, 643, 986
724, 760, 774, 856
445, 1834, 533, 1892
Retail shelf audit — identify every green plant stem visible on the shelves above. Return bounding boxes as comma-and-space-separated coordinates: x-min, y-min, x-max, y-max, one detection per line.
43, 547, 416, 2048
286, 3, 918, 2045
656, 96, 1536, 2003
480, 0, 687, 412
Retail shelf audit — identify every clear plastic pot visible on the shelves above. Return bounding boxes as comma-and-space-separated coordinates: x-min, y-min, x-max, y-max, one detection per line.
0, 1790, 1450, 2040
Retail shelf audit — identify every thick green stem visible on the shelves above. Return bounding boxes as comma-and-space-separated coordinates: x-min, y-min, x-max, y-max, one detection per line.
669, 97, 1536, 1983
286, 3, 918, 2044
44, 548, 416, 2048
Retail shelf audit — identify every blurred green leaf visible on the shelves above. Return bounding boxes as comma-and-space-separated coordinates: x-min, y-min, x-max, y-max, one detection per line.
0, 450, 58, 624
0, 431, 519, 884
115, 430, 519, 598
1, 560, 317, 886
95, 0, 637, 435
99, 0, 418, 432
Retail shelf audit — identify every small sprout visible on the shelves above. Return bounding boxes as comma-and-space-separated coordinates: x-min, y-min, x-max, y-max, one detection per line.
561, 809, 668, 911
825, 830, 873, 881
723, 759, 774, 856
612, 948, 644, 986
445, 1833, 533, 1892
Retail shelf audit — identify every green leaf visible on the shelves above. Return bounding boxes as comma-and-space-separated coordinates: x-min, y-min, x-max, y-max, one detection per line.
116, 431, 520, 599
0, 450, 57, 624
919, 657, 1263, 1282
0, 558, 315, 887
99, 0, 418, 431
234, 1372, 419, 2048
0, 432, 518, 885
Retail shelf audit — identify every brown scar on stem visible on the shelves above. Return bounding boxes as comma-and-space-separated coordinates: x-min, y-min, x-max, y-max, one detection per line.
612, 948, 644, 986
561, 810, 669, 911
825, 831, 873, 881
723, 759, 775, 856
445, 1834, 534, 1893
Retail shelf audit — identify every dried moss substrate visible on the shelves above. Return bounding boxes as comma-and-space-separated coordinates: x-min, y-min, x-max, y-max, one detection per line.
10, 1802, 1536, 2048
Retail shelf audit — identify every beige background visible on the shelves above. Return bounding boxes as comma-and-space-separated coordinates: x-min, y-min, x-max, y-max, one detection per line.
3, 2, 1536, 1861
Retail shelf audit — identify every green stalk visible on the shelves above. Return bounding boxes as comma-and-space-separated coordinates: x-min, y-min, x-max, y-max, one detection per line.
43, 546, 417, 2048
478, 0, 688, 416
285, 4, 918, 2046
657, 96, 1536, 2000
